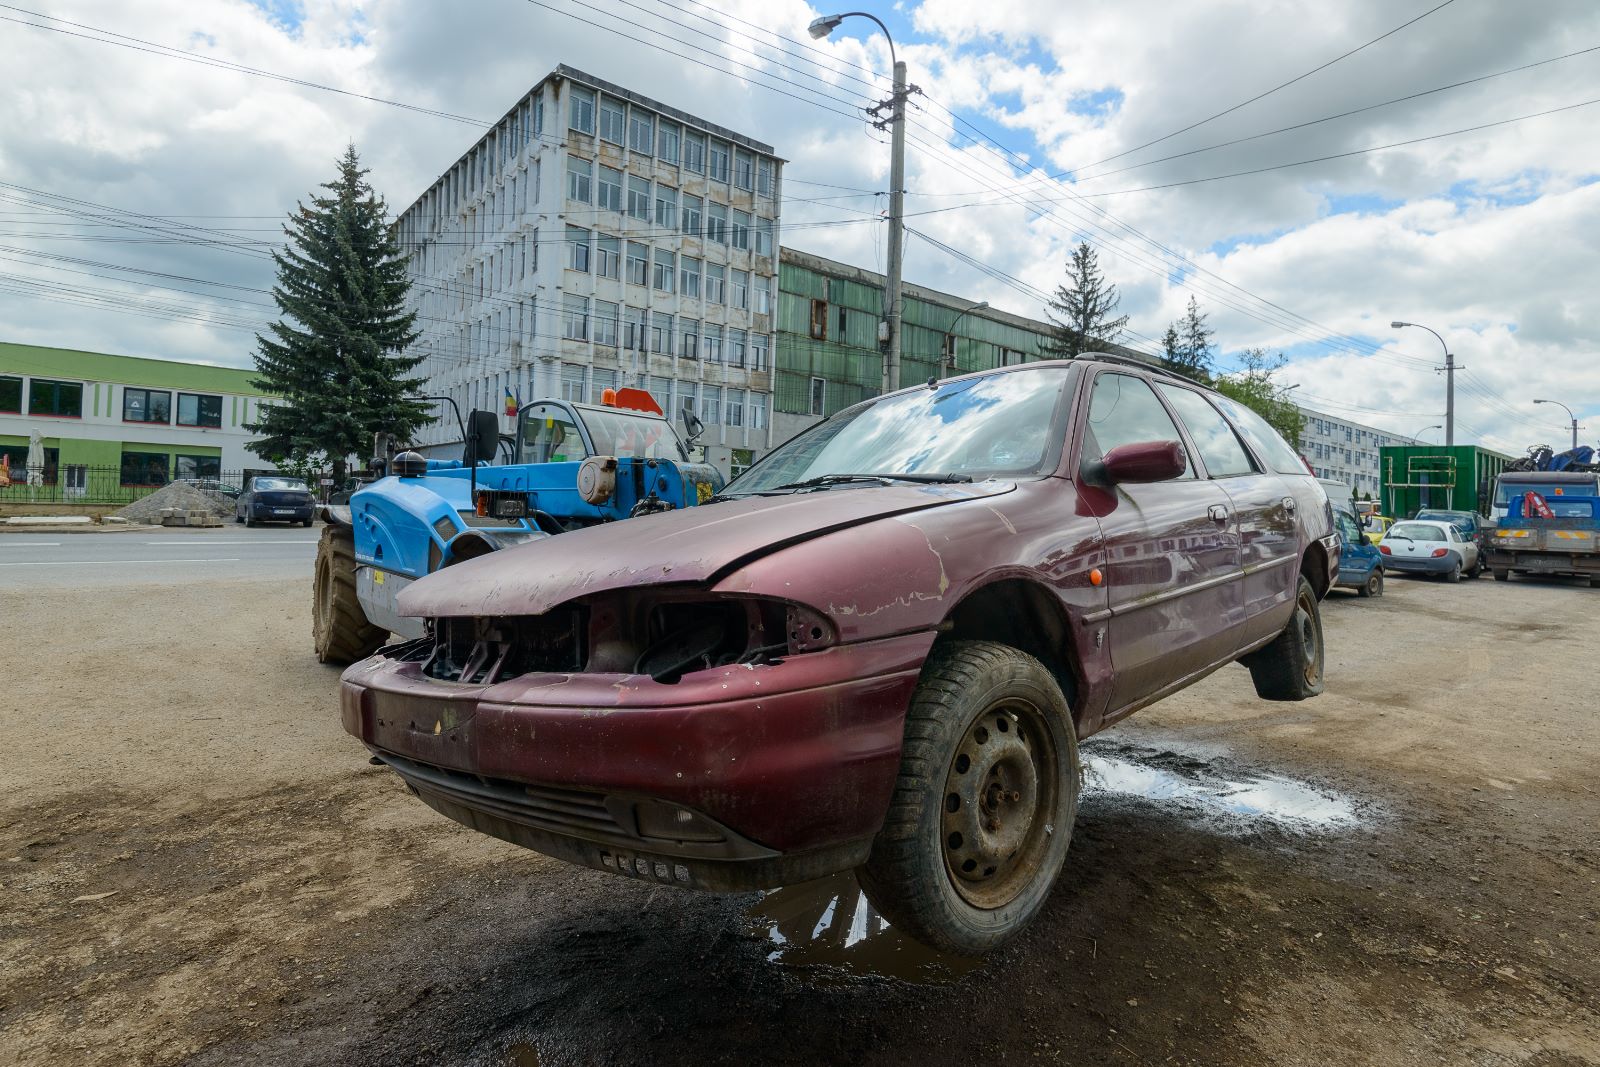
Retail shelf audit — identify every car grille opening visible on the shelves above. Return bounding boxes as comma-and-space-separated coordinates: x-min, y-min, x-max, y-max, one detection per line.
419, 610, 587, 684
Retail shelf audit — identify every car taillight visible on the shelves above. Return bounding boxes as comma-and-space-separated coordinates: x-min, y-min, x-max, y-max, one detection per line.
1379, 545, 1391, 555
1430, 547, 1449, 557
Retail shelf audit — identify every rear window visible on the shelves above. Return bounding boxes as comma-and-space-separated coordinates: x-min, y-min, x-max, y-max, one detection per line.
254, 477, 306, 491
1389, 522, 1444, 541
1210, 394, 1307, 475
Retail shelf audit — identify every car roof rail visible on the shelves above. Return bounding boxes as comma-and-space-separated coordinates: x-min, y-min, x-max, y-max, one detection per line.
1073, 350, 1194, 383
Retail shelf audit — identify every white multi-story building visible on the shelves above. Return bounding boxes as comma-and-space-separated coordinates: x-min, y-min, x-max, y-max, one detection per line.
1298, 406, 1412, 497
396, 65, 782, 476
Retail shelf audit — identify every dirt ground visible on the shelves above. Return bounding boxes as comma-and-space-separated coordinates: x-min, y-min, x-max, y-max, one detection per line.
2, 568, 1597, 1067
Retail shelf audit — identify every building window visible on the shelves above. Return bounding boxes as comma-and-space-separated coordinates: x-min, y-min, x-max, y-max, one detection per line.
652, 248, 675, 292
704, 263, 726, 304
681, 194, 703, 236
176, 392, 222, 428
728, 328, 747, 368
0, 375, 20, 413
703, 387, 721, 425
123, 387, 171, 424
1000, 349, 1024, 367
755, 217, 773, 257
629, 110, 654, 154
562, 294, 589, 341
683, 131, 706, 174
593, 300, 619, 347
28, 378, 83, 417
596, 234, 621, 279
703, 324, 723, 363
657, 121, 680, 164
753, 276, 771, 315
838, 305, 849, 338
809, 377, 826, 416
654, 185, 678, 229
569, 86, 595, 134
597, 165, 623, 211
650, 311, 673, 355
730, 210, 750, 250
731, 270, 749, 310
727, 388, 745, 427
734, 151, 754, 191
120, 450, 169, 487
599, 97, 626, 144
627, 175, 651, 220
566, 225, 591, 272
566, 157, 591, 203
174, 454, 221, 479
624, 306, 648, 351
751, 331, 769, 370
757, 158, 775, 197
625, 242, 649, 286
680, 256, 701, 298
809, 299, 828, 340
678, 319, 699, 359
730, 447, 754, 478
706, 202, 728, 243
708, 140, 731, 182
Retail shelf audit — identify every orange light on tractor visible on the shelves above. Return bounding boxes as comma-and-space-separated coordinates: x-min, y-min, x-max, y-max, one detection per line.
601, 387, 618, 407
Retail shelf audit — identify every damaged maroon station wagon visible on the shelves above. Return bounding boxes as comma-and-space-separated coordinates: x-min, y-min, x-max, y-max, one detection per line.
341, 356, 1337, 954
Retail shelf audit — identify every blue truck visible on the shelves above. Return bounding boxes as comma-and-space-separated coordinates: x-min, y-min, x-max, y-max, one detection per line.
1485, 471, 1600, 587
313, 390, 723, 663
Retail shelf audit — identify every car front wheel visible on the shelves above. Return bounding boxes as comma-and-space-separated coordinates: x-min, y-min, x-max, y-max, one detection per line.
858, 640, 1080, 956
1243, 575, 1325, 701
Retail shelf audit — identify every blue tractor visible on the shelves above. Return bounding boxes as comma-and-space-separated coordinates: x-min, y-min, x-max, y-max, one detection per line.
313, 389, 723, 663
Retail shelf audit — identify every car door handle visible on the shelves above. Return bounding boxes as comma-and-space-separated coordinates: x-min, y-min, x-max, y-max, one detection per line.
1282, 497, 1298, 513
1209, 504, 1229, 523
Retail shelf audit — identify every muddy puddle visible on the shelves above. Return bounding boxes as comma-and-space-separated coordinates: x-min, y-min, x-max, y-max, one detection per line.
748, 744, 1361, 985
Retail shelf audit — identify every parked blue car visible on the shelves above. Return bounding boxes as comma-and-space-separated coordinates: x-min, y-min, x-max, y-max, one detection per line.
1320, 479, 1385, 598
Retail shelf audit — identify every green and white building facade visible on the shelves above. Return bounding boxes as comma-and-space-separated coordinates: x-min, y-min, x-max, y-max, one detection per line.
0, 342, 271, 491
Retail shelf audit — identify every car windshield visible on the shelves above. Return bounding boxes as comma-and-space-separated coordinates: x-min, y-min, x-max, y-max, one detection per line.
254, 477, 306, 491
723, 366, 1073, 496
1389, 522, 1444, 541
1495, 478, 1600, 506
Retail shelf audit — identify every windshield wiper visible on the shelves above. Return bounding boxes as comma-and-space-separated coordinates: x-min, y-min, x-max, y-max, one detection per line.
766, 472, 975, 491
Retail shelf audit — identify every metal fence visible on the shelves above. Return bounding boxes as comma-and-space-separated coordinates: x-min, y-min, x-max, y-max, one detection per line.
0, 467, 283, 506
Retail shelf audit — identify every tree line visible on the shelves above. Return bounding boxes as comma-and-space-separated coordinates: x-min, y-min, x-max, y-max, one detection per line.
1041, 240, 1305, 448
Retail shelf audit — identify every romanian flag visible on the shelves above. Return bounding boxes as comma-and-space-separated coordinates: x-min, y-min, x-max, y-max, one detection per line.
504, 388, 518, 417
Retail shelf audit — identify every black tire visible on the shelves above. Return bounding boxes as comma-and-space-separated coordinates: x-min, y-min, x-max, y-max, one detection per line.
1358, 570, 1383, 598
858, 640, 1080, 957
1492, 568, 1510, 582
1443, 560, 1461, 583
1243, 575, 1325, 701
234, 511, 243, 524
302, 519, 313, 528
313, 525, 388, 665
1590, 576, 1600, 589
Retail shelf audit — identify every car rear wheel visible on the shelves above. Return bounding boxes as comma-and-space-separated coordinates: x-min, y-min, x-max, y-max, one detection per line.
1243, 575, 1324, 701
1358, 570, 1383, 598
1443, 560, 1462, 583
313, 525, 388, 665
858, 640, 1079, 957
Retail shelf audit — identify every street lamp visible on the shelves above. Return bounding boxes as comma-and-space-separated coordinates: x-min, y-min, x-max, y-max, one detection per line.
1409, 422, 1442, 444
939, 299, 988, 375
810, 11, 908, 395
1532, 398, 1580, 451
1391, 320, 1458, 446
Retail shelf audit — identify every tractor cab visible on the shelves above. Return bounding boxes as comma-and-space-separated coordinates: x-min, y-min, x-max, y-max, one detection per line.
516, 388, 691, 467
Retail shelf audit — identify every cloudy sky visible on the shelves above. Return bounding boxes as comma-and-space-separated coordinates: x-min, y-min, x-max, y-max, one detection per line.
3, 0, 1597, 453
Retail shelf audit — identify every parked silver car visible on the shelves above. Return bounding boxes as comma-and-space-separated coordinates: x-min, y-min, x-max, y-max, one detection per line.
1379, 519, 1481, 581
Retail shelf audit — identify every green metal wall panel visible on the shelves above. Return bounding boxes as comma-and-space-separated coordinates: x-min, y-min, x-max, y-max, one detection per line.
1379, 445, 1515, 517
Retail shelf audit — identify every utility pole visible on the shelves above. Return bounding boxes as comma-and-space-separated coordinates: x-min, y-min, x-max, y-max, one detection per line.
1392, 321, 1460, 446
1533, 399, 1580, 450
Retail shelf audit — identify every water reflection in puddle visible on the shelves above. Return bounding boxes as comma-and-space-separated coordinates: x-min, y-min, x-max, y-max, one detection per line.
1083, 749, 1359, 828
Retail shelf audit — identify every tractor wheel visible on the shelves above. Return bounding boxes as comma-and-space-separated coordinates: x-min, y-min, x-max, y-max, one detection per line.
313, 525, 388, 665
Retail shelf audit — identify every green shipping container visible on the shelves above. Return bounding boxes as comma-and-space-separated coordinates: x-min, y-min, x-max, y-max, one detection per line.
1378, 444, 1514, 519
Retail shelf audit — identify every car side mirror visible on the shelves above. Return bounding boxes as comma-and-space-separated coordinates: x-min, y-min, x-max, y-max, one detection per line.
1093, 440, 1187, 485
464, 409, 500, 467
681, 405, 705, 444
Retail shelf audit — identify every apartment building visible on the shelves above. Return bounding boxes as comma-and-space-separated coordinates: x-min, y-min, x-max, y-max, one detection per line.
1298, 406, 1412, 497
395, 65, 782, 477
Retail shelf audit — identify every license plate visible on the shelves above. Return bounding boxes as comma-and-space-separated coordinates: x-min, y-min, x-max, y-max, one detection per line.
1521, 558, 1564, 570
274, 508, 295, 514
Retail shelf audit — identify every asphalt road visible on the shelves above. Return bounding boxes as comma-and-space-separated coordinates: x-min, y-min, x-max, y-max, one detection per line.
0, 524, 318, 589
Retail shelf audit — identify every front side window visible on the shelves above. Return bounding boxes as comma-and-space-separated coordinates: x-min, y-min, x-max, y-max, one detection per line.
652, 248, 675, 292
123, 387, 171, 424
597, 165, 624, 211
1081, 372, 1193, 477
566, 157, 591, 203
176, 392, 222, 428
627, 176, 651, 220
29, 378, 83, 417
569, 86, 595, 134
1156, 383, 1253, 477
599, 97, 626, 144
120, 450, 169, 486
566, 225, 591, 272
629, 111, 654, 154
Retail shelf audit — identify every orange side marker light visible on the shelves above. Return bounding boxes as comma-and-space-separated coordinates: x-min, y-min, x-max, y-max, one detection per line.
1089, 568, 1104, 587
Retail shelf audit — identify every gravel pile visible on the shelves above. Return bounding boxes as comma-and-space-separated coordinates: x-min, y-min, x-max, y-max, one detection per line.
115, 482, 236, 525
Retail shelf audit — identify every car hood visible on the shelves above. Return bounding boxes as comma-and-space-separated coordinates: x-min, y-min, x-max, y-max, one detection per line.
398, 480, 1015, 618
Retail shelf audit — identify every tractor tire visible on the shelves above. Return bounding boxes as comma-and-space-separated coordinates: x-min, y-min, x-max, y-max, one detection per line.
1358, 570, 1383, 598
313, 525, 388, 665
1242, 575, 1325, 701
858, 640, 1080, 956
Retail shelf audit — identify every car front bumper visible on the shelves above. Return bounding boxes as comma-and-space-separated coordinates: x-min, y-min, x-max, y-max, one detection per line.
1383, 553, 1458, 574
340, 630, 937, 891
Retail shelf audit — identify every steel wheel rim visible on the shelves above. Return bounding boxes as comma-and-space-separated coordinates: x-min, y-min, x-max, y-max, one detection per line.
1367, 573, 1381, 596
940, 697, 1058, 910
1296, 587, 1321, 687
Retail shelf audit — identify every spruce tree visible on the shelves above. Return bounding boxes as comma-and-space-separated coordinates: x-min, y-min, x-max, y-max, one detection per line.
1043, 241, 1129, 358
1161, 295, 1215, 381
247, 145, 428, 481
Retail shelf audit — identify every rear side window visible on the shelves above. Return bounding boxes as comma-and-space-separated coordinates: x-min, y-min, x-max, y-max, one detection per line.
1210, 394, 1306, 475
1084, 373, 1193, 478
1156, 384, 1254, 477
